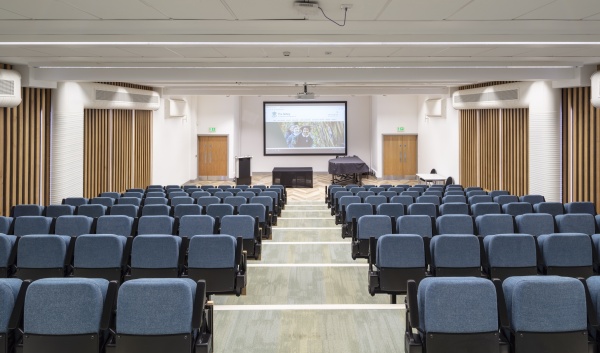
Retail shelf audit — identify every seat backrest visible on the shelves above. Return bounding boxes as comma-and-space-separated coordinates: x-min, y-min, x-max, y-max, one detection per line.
345, 203, 373, 223
565, 202, 596, 215
423, 190, 442, 198
466, 190, 487, 198
397, 215, 433, 237
137, 216, 174, 235
191, 191, 211, 199
357, 215, 392, 240
444, 190, 465, 197
236, 191, 256, 201
117, 278, 196, 335
436, 214, 474, 235
188, 234, 236, 269
12, 204, 44, 217
488, 190, 509, 199
18, 234, 70, 268
44, 205, 75, 218
63, 198, 89, 207
220, 215, 255, 239
418, 277, 497, 334
100, 192, 120, 200
90, 197, 115, 207
356, 191, 375, 201
442, 195, 466, 204
109, 204, 139, 218
471, 202, 501, 218
170, 196, 194, 207
376, 234, 424, 269
13, 216, 53, 236
401, 191, 420, 199
502, 202, 533, 217
378, 191, 398, 200
141, 204, 171, 217
376, 203, 405, 218
200, 185, 215, 191
494, 195, 519, 205
514, 213, 554, 237
519, 194, 545, 205
503, 276, 586, 333
0, 278, 22, 333
146, 191, 166, 198
537, 233, 592, 267
439, 203, 469, 216
55, 215, 93, 237
178, 215, 215, 238
364, 195, 387, 207
223, 196, 247, 208
533, 202, 564, 217
143, 197, 168, 206
196, 196, 221, 207
76, 204, 107, 218
131, 235, 181, 269
390, 195, 414, 206
475, 214, 514, 236
127, 188, 145, 193
173, 204, 202, 219
238, 204, 266, 223
214, 191, 234, 200
416, 195, 440, 206
122, 192, 143, 199
555, 213, 596, 235
350, 187, 366, 194
168, 191, 188, 199
117, 197, 141, 207
24, 278, 109, 335
407, 203, 437, 218
96, 215, 134, 237
369, 187, 385, 194
338, 196, 361, 211
75, 234, 126, 269
465, 186, 483, 192
430, 234, 480, 268
483, 234, 536, 268
206, 204, 234, 220
0, 217, 13, 235
387, 187, 404, 194
251, 185, 265, 190
468, 195, 493, 205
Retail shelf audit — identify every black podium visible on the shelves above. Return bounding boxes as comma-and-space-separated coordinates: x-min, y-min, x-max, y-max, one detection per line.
235, 156, 252, 185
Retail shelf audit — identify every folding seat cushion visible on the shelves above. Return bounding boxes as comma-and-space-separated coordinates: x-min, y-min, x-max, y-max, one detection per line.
130, 235, 182, 278
520, 194, 545, 205
534, 202, 564, 216
503, 276, 587, 351
96, 215, 134, 237
475, 214, 514, 237
502, 202, 533, 217
466, 190, 487, 198
137, 216, 174, 235
429, 234, 480, 276
12, 205, 44, 217
436, 214, 474, 235
178, 215, 215, 238
564, 202, 596, 215
489, 190, 509, 199
416, 195, 440, 206
117, 197, 141, 207
187, 234, 241, 294
439, 203, 469, 216
494, 195, 519, 205
90, 197, 115, 208
515, 213, 554, 237
63, 198, 89, 207
0, 217, 13, 234
173, 204, 202, 219
170, 196, 194, 207
44, 205, 75, 218
483, 234, 537, 280
143, 197, 168, 206
74, 234, 127, 281
407, 203, 437, 218
109, 205, 139, 218
376, 203, 404, 219
0, 278, 23, 333
141, 204, 170, 217
537, 233, 593, 277
13, 216, 53, 236
442, 195, 466, 204
77, 204, 107, 218
555, 213, 595, 235
468, 195, 493, 205
16, 234, 72, 280
55, 215, 93, 237
100, 192, 120, 200
471, 202, 501, 218
396, 215, 433, 237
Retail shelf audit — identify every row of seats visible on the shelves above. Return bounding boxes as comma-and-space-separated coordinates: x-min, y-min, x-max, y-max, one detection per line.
405, 276, 600, 353
0, 277, 212, 353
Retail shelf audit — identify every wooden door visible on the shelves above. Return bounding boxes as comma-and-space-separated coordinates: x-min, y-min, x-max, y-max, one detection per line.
197, 136, 228, 177
383, 135, 418, 178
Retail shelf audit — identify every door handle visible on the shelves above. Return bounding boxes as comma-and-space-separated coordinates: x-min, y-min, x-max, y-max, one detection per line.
404, 152, 407, 162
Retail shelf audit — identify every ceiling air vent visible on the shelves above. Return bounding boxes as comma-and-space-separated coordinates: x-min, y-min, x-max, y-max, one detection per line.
453, 89, 518, 104
0, 69, 22, 107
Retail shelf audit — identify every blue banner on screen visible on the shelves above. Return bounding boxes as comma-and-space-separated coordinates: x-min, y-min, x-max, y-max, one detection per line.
263, 101, 347, 156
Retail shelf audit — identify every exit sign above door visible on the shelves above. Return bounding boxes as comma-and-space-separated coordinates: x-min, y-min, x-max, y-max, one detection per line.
208, 127, 216, 133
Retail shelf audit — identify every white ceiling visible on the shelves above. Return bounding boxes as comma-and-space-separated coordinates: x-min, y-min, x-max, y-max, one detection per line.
1, 0, 600, 95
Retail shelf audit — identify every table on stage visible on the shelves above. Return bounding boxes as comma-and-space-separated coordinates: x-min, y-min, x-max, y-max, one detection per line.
328, 156, 370, 185
416, 173, 447, 185
272, 167, 313, 188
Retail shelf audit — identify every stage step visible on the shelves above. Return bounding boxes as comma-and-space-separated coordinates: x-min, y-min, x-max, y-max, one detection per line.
276, 217, 337, 228
280, 209, 332, 218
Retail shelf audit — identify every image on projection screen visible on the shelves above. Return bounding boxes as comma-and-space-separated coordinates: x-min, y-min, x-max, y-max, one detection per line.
263, 101, 347, 156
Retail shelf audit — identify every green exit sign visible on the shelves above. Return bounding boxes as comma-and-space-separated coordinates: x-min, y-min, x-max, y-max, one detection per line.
208, 127, 216, 133
397, 127, 405, 132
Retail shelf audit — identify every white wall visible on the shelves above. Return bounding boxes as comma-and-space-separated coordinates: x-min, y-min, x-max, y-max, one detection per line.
417, 95, 460, 183
371, 95, 420, 178
240, 96, 372, 173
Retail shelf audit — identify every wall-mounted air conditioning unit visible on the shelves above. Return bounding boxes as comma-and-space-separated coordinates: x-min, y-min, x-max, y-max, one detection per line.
591, 71, 600, 108
0, 69, 22, 108
169, 99, 187, 118
425, 98, 445, 118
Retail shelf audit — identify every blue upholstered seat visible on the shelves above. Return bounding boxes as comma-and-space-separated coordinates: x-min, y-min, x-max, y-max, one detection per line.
515, 213, 554, 237
178, 215, 215, 238
555, 213, 596, 235
475, 214, 514, 236
13, 216, 53, 236
96, 215, 134, 237
436, 214, 474, 235
55, 215, 93, 237
439, 202, 469, 215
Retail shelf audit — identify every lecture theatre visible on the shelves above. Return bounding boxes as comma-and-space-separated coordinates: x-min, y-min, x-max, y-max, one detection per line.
1, 1, 600, 352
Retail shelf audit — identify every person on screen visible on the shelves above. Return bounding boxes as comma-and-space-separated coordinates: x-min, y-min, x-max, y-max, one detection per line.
294, 126, 314, 147
286, 125, 301, 147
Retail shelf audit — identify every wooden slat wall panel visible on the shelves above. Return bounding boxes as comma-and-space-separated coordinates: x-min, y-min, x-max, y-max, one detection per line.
479, 110, 500, 191
112, 110, 133, 193
83, 109, 111, 198
502, 108, 529, 195
133, 110, 152, 188
0, 85, 51, 216
562, 87, 600, 212
459, 110, 478, 187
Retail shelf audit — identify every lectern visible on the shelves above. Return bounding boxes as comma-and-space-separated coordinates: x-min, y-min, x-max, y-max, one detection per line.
235, 156, 252, 185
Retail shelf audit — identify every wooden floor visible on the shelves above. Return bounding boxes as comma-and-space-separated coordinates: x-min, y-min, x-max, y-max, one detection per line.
187, 173, 414, 353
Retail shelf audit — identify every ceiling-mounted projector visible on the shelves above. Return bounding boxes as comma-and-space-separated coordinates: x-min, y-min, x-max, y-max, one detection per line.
296, 83, 315, 100
293, 1, 320, 16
